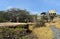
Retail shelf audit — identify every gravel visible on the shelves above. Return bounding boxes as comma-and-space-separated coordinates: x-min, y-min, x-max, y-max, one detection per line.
50, 26, 60, 39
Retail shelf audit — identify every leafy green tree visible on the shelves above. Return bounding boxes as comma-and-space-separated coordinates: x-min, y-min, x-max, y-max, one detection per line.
6, 8, 33, 22
0, 8, 33, 22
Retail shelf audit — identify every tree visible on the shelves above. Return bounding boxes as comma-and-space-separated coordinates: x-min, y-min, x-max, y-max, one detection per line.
40, 12, 48, 27
0, 11, 8, 22
0, 8, 33, 22
6, 8, 33, 22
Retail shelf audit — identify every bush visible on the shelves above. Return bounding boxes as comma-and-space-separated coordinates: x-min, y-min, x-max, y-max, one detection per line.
0, 26, 28, 39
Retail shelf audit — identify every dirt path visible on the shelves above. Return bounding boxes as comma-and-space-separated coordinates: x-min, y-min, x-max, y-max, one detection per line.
0, 22, 34, 26
31, 26, 60, 39
50, 26, 60, 39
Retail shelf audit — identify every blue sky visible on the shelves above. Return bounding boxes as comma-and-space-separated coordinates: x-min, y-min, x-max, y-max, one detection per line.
0, 0, 60, 14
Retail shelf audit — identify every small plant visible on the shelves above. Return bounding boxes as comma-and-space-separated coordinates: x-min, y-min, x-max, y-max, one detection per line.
0, 26, 31, 39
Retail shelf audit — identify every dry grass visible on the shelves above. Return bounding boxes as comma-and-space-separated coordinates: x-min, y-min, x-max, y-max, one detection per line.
33, 27, 53, 39
29, 17, 60, 39
53, 18, 60, 29
45, 18, 60, 29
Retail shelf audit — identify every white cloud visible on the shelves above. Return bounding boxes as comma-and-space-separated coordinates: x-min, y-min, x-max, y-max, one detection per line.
30, 11, 40, 15
6, 6, 14, 9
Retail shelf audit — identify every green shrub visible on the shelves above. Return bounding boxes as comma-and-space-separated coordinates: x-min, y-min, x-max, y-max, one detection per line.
0, 26, 28, 39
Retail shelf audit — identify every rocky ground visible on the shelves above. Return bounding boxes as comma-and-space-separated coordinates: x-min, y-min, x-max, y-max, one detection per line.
50, 26, 60, 39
